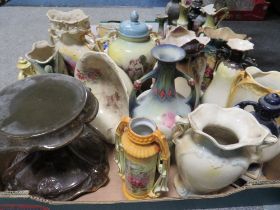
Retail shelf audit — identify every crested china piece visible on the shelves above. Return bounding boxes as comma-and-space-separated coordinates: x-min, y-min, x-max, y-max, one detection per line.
173, 104, 279, 197
75, 51, 133, 144
108, 11, 156, 82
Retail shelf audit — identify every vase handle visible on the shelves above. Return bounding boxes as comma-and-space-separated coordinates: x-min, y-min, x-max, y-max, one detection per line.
149, 129, 170, 198
115, 116, 130, 177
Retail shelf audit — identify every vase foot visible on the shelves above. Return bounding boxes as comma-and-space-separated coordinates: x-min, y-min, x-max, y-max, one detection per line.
174, 173, 193, 198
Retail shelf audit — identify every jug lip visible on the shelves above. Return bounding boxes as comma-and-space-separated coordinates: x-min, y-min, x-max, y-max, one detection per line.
188, 104, 272, 150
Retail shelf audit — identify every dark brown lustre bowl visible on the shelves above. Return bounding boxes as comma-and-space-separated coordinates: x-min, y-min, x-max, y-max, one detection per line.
2, 125, 109, 201
0, 74, 98, 152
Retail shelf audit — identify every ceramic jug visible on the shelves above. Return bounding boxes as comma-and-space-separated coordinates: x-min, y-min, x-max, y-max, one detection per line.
74, 51, 133, 144
227, 66, 280, 109
115, 117, 170, 199
130, 44, 196, 143
25, 40, 68, 75
47, 9, 96, 74
108, 11, 156, 82
172, 104, 279, 197
202, 38, 254, 107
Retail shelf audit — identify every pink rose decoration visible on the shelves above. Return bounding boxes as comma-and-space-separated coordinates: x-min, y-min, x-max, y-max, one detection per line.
162, 112, 176, 129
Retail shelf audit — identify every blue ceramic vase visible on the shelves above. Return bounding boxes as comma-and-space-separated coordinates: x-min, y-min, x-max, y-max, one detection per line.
129, 44, 196, 142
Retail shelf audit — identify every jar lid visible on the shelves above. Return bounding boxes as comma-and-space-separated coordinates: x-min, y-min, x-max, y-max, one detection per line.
119, 10, 149, 39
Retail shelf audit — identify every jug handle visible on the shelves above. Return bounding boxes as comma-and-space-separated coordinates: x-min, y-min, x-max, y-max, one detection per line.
235, 101, 260, 112
115, 116, 130, 178
149, 129, 170, 198
172, 116, 190, 144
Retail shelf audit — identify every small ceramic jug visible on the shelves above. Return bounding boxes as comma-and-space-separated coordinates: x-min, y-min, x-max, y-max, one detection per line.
25, 40, 68, 75
165, 0, 180, 25
108, 11, 156, 82
172, 104, 279, 197
115, 117, 170, 199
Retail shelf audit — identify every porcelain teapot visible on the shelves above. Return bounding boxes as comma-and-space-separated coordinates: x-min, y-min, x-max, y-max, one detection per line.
108, 11, 156, 82
172, 104, 279, 196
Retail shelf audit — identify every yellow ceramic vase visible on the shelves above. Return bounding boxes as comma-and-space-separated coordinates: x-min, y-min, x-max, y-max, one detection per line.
115, 117, 170, 200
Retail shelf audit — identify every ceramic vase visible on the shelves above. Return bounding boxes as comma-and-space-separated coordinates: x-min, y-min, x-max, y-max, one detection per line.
108, 11, 156, 82
130, 44, 196, 143
173, 104, 279, 197
202, 38, 254, 107
200, 4, 229, 29
25, 40, 68, 75
115, 117, 170, 199
74, 51, 133, 144
165, 0, 180, 25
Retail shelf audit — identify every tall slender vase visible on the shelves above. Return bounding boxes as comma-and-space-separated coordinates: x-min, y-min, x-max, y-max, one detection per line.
130, 44, 196, 143
177, 3, 190, 27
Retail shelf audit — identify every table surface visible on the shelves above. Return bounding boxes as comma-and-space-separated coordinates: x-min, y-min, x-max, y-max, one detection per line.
0, 6, 280, 210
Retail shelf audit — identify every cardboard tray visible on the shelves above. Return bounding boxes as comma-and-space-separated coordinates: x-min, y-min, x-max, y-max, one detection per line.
1, 145, 280, 209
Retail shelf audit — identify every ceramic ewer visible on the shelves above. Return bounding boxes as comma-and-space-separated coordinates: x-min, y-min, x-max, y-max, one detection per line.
25, 40, 68, 75
200, 4, 229, 29
130, 44, 196, 144
0, 74, 109, 200
108, 11, 157, 82
199, 27, 248, 90
227, 66, 280, 108
202, 38, 255, 107
74, 51, 133, 144
172, 104, 279, 197
47, 9, 98, 74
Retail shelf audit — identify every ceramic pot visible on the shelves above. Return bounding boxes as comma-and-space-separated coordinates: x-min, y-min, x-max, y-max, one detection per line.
173, 104, 279, 196
115, 117, 170, 199
130, 44, 196, 143
25, 40, 68, 75
47, 9, 96, 74
74, 51, 133, 144
202, 38, 254, 107
108, 11, 156, 82
165, 0, 180, 25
